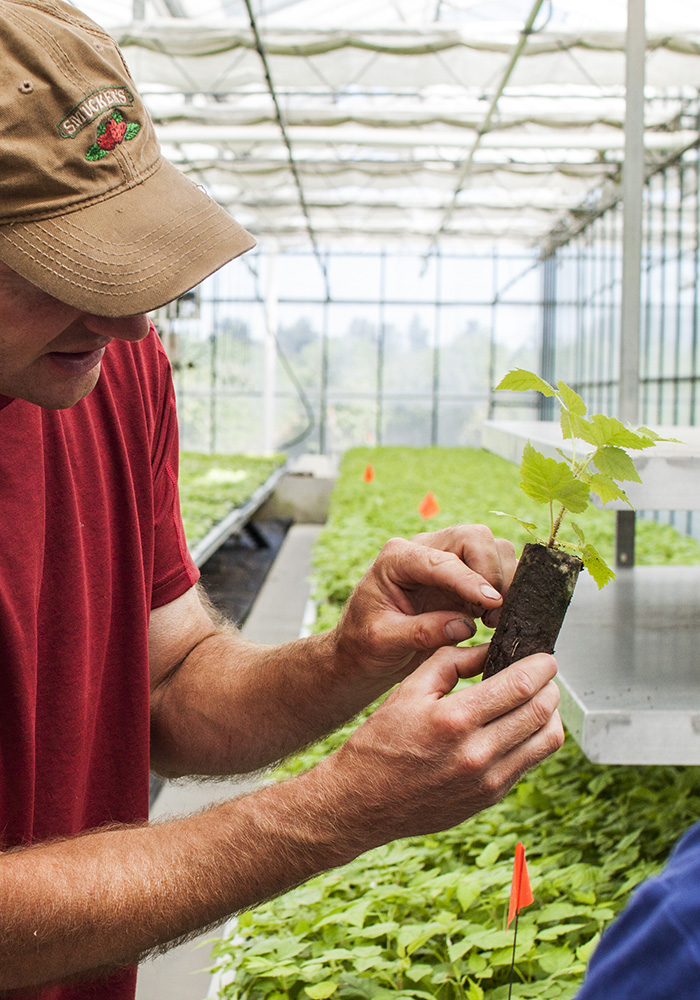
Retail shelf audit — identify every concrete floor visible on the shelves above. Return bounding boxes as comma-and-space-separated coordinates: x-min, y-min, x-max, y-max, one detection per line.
135, 524, 321, 1000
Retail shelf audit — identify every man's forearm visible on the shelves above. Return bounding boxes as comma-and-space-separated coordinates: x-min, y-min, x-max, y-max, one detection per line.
2, 646, 563, 992
0, 766, 354, 992
150, 625, 389, 778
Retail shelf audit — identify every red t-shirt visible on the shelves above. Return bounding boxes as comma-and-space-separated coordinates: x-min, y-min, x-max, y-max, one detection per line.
0, 325, 199, 999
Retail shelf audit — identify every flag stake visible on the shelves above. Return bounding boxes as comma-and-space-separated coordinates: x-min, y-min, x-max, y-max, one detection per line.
507, 908, 519, 1000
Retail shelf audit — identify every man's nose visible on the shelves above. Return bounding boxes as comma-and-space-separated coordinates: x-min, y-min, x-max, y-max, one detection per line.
80, 312, 151, 342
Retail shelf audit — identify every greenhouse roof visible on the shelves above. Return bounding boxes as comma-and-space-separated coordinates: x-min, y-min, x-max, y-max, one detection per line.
69, 0, 700, 252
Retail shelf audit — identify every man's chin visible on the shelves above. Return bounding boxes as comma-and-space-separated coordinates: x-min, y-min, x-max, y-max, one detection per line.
3, 366, 102, 409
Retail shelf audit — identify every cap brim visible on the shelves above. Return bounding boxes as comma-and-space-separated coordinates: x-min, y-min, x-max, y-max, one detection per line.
0, 158, 256, 317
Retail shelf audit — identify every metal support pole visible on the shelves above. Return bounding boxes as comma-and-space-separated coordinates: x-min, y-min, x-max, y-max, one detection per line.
616, 0, 646, 567
263, 249, 278, 454
540, 255, 557, 420
376, 251, 386, 446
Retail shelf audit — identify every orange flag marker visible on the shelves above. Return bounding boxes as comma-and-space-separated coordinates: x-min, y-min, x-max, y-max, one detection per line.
507, 842, 534, 928
363, 463, 375, 483
418, 491, 440, 519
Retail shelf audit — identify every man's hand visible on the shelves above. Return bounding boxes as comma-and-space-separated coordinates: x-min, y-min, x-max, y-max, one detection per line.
332, 524, 517, 687
314, 644, 564, 853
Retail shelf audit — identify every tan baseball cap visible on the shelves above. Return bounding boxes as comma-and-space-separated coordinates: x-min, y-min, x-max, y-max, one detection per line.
0, 0, 256, 317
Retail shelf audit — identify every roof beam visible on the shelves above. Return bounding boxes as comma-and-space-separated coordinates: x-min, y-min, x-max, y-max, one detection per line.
425, 0, 547, 256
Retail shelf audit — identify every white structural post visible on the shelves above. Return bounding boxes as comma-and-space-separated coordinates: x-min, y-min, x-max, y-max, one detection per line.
263, 248, 278, 454
617, 0, 646, 566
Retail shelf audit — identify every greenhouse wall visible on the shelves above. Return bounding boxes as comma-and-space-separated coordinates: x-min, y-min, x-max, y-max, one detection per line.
546, 142, 700, 539
156, 248, 542, 458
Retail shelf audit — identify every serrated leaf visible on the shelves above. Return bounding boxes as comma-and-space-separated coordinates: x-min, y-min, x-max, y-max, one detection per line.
489, 510, 538, 534
584, 473, 632, 507
561, 410, 595, 443
570, 521, 585, 545
520, 443, 590, 513
582, 544, 615, 589
494, 369, 555, 396
583, 415, 656, 450
637, 426, 683, 444
592, 446, 642, 484
557, 380, 587, 415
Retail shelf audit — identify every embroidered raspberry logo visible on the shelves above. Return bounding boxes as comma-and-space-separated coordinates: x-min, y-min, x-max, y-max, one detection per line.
86, 110, 140, 161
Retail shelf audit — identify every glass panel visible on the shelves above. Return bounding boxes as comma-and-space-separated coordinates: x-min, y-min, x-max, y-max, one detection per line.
327, 253, 382, 302
440, 253, 495, 304
384, 253, 437, 303
382, 305, 435, 395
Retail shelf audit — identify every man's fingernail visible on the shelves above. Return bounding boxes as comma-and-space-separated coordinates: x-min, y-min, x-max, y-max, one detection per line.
480, 584, 501, 601
445, 619, 475, 642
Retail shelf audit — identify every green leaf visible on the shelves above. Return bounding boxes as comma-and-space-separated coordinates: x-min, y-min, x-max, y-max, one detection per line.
405, 963, 436, 983
577, 414, 656, 450
475, 841, 500, 867
520, 443, 590, 513
592, 446, 642, 484
637, 425, 682, 444
582, 543, 616, 589
557, 381, 587, 415
448, 937, 473, 962
570, 521, 585, 546
576, 933, 601, 963
537, 922, 589, 940
537, 945, 575, 974
495, 369, 555, 396
584, 473, 632, 508
124, 122, 141, 140
305, 982, 339, 999
396, 922, 443, 955
456, 879, 480, 911
112, 109, 124, 123
489, 510, 538, 534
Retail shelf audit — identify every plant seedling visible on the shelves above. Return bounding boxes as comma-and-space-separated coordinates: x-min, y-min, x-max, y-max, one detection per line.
482, 368, 678, 678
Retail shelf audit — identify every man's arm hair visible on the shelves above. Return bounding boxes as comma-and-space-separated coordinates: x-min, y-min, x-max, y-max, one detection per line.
148, 584, 385, 778
0, 622, 562, 992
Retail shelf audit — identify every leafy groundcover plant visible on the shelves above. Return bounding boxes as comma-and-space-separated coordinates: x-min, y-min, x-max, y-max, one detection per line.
209, 446, 700, 1000
179, 451, 285, 546
483, 369, 678, 677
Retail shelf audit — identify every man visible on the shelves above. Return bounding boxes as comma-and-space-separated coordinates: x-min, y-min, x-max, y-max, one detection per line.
0, 2, 564, 997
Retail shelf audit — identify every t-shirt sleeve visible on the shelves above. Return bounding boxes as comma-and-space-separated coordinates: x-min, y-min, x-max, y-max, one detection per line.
149, 336, 200, 609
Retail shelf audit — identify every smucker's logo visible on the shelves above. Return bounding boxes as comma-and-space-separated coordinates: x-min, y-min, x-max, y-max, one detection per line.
58, 88, 142, 162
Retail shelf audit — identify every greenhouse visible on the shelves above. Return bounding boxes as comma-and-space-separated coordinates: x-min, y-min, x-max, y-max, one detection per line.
7, 0, 700, 996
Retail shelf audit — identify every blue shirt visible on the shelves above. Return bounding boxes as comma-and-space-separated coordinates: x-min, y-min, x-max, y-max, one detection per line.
576, 820, 700, 998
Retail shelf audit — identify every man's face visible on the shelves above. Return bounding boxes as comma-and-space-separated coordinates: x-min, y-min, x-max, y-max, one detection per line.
0, 261, 150, 409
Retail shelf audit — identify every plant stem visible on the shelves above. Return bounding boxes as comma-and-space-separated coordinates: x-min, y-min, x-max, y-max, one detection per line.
548, 505, 566, 547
